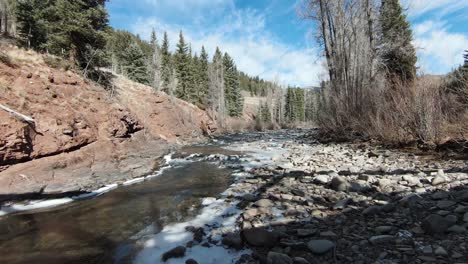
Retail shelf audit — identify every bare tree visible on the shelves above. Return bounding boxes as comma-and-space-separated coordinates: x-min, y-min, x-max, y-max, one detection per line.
208, 54, 226, 128
151, 42, 162, 91
300, 0, 382, 130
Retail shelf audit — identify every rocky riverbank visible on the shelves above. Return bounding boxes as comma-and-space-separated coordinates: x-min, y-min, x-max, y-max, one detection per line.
151, 132, 468, 264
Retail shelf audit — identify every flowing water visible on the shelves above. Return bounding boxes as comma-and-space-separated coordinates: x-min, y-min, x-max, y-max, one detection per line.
0, 130, 305, 264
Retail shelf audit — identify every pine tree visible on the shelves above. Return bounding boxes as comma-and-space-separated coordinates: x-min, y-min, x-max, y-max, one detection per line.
16, 0, 109, 68
160, 32, 172, 93
150, 28, 157, 47
198, 46, 209, 107
223, 52, 243, 117
464, 50, 468, 69
380, 0, 417, 81
174, 31, 190, 100
122, 41, 149, 84
16, 0, 47, 49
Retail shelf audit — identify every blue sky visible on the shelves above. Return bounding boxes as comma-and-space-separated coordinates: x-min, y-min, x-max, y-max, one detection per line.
107, 0, 468, 86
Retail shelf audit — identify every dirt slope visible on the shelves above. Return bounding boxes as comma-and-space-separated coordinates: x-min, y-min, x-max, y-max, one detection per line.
0, 44, 215, 197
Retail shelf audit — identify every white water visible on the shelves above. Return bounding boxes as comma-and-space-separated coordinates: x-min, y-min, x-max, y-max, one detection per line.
134, 140, 290, 263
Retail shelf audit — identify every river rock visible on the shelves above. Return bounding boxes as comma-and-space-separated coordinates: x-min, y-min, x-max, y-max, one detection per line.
222, 233, 243, 250
447, 225, 467, 233
330, 176, 350, 192
333, 198, 351, 210
161, 246, 186, 261
421, 214, 454, 234
267, 252, 293, 264
437, 200, 456, 209
307, 240, 335, 254
369, 235, 395, 245
314, 175, 329, 184
243, 208, 259, 220
432, 175, 446, 186
242, 228, 279, 247
293, 257, 310, 264
256, 199, 274, 208
434, 246, 448, 256
375, 226, 393, 234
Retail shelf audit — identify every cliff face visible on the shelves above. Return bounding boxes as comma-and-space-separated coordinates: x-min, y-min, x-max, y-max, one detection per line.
0, 44, 216, 197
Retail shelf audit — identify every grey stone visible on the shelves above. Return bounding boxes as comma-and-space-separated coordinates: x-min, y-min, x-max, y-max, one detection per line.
161, 246, 186, 261
447, 225, 467, 234
314, 175, 329, 184
437, 200, 456, 209
222, 233, 243, 250
464, 213, 468, 222
256, 199, 274, 208
434, 246, 448, 256
369, 235, 395, 245
432, 176, 446, 186
242, 228, 279, 247
267, 252, 293, 264
297, 229, 317, 237
421, 214, 454, 234
375, 226, 393, 234
333, 198, 351, 210
363, 206, 382, 216
307, 240, 335, 254
292, 257, 310, 264
330, 177, 350, 192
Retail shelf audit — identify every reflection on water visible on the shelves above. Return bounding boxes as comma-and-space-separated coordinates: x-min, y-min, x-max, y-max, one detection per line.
0, 161, 232, 264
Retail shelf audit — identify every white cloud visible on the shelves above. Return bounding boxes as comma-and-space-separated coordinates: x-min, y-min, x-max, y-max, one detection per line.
130, 8, 322, 86
403, 0, 468, 17
414, 27, 467, 73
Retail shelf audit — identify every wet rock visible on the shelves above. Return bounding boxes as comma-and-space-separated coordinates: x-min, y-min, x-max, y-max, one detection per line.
333, 198, 351, 210
307, 240, 335, 254
161, 246, 186, 261
369, 235, 395, 245
421, 214, 454, 234
464, 212, 468, 222
330, 176, 350, 192
242, 228, 279, 247
222, 233, 243, 250
267, 252, 293, 264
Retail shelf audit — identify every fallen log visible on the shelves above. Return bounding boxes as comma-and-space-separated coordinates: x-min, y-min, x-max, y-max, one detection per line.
0, 103, 36, 128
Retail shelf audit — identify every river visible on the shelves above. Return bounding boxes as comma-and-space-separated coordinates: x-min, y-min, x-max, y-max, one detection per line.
0, 130, 302, 264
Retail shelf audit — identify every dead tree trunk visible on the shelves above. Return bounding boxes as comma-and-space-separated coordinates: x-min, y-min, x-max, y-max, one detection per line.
0, 104, 36, 128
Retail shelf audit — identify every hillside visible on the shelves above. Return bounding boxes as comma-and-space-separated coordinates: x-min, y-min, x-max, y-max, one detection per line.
0, 43, 216, 198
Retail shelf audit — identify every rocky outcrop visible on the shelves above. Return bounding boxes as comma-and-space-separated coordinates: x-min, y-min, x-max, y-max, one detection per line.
0, 44, 216, 196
